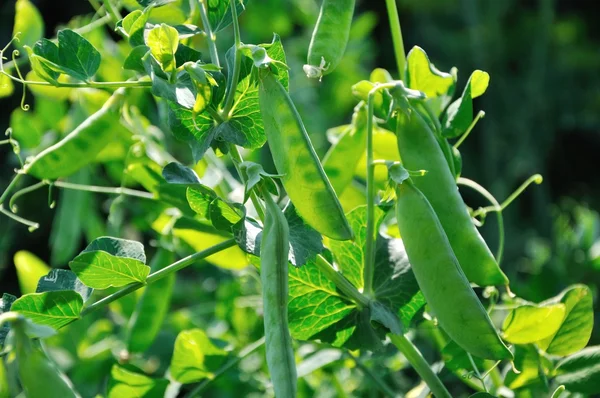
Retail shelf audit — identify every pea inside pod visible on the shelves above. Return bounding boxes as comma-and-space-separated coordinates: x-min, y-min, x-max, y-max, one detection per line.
260, 186, 297, 398
304, 0, 355, 79
395, 107, 508, 286
258, 68, 353, 241
395, 176, 512, 360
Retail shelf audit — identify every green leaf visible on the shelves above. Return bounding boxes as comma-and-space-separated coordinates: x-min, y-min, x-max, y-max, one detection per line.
14, 251, 51, 295
405, 46, 455, 114
9, 108, 44, 149
167, 102, 215, 162
163, 161, 201, 183
56, 29, 102, 81
442, 340, 485, 373
83, 236, 147, 263
36, 269, 93, 302
124, 45, 150, 73
207, 0, 248, 32
12, 291, 83, 329
233, 205, 324, 267
13, 0, 44, 49
107, 365, 169, 398
146, 23, 179, 73
170, 329, 227, 384
537, 285, 594, 356
26, 39, 61, 84
158, 162, 216, 216
0, 294, 17, 345
117, 9, 148, 46
555, 346, 600, 394
208, 198, 244, 231
504, 345, 544, 390
69, 251, 150, 289
502, 303, 566, 344
442, 70, 490, 138
0, 74, 14, 98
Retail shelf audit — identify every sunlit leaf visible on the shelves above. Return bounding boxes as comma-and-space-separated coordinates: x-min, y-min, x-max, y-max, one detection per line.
14, 251, 51, 295
146, 23, 179, 73
502, 303, 566, 344
69, 251, 150, 289
107, 365, 169, 398
13, 0, 44, 49
170, 329, 227, 383
12, 291, 83, 329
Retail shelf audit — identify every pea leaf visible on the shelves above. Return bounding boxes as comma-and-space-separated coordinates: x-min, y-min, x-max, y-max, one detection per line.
158, 162, 216, 216
537, 285, 594, 356
12, 291, 83, 329
167, 103, 215, 162
555, 346, 600, 394
36, 269, 93, 302
14, 251, 51, 295
13, 0, 44, 49
107, 365, 169, 398
405, 46, 455, 115
26, 39, 61, 83
0, 294, 17, 345
146, 23, 179, 73
170, 329, 227, 384
10, 108, 44, 148
83, 236, 147, 263
442, 340, 485, 374
207, 0, 248, 32
124, 46, 150, 73
56, 29, 102, 81
69, 251, 150, 289
442, 70, 489, 138
502, 303, 566, 344
233, 205, 324, 267
0, 74, 14, 98
208, 198, 245, 231
504, 345, 545, 390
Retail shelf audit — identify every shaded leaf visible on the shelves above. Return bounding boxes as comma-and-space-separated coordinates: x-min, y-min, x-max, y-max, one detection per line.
442, 70, 489, 138
83, 236, 146, 263
36, 269, 93, 302
555, 346, 600, 394
56, 29, 102, 81
0, 294, 17, 345
207, 0, 248, 32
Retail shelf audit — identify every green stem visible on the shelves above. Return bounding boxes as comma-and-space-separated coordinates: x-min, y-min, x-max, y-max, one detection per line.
388, 334, 452, 398
198, 0, 221, 67
9, 181, 45, 212
52, 181, 155, 200
221, 0, 242, 118
363, 91, 377, 297
0, 173, 23, 205
228, 144, 266, 221
184, 336, 266, 398
0, 204, 39, 231
315, 255, 369, 308
385, 0, 407, 79
457, 177, 505, 265
81, 239, 237, 317
102, 0, 122, 25
0, 72, 152, 89
454, 110, 485, 149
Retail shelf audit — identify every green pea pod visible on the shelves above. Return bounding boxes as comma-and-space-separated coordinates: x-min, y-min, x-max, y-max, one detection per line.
125, 248, 175, 353
395, 108, 508, 286
258, 68, 352, 241
304, 0, 355, 79
13, 321, 79, 397
24, 89, 126, 180
322, 102, 367, 196
395, 178, 512, 360
260, 187, 297, 398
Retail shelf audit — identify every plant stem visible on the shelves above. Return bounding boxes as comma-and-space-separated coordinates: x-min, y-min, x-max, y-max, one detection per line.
52, 181, 155, 199
389, 334, 452, 398
221, 0, 242, 118
385, 0, 407, 80
454, 110, 485, 149
198, 0, 220, 67
363, 92, 377, 297
0, 72, 152, 89
0, 204, 39, 231
102, 0, 122, 25
184, 336, 266, 397
315, 255, 369, 308
228, 144, 266, 221
0, 173, 23, 205
81, 239, 237, 317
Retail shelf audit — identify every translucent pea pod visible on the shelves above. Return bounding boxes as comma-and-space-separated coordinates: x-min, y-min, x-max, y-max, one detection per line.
23, 88, 127, 180
395, 178, 512, 360
125, 248, 175, 353
322, 102, 367, 196
13, 320, 80, 398
304, 0, 355, 79
395, 108, 508, 286
260, 187, 297, 398
258, 68, 352, 241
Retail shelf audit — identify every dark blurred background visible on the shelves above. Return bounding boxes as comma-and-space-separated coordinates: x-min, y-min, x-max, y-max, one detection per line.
1, 0, 599, 335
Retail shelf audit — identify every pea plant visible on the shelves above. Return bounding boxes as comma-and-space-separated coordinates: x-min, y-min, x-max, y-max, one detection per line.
0, 0, 597, 397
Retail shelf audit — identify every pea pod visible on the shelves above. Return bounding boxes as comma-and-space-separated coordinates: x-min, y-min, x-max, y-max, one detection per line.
395, 177, 512, 360
13, 320, 79, 397
303, 0, 355, 79
258, 68, 352, 240
24, 88, 126, 180
125, 248, 175, 353
395, 108, 508, 286
260, 186, 297, 398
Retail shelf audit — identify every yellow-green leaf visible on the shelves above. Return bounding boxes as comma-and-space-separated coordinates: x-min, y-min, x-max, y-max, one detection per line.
0, 74, 14, 98
13, 0, 44, 49
146, 24, 179, 73
14, 251, 51, 295
502, 303, 566, 345
170, 329, 227, 384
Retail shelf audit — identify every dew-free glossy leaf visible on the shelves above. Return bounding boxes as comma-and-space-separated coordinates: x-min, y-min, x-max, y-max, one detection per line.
69, 251, 150, 289
56, 29, 102, 81
170, 329, 227, 384
537, 285, 594, 356
124, 45, 150, 73
107, 365, 169, 398
12, 291, 83, 329
10, 108, 44, 149
83, 236, 146, 263
502, 303, 566, 344
0, 294, 17, 345
146, 23, 179, 73
504, 345, 544, 390
13, 0, 44, 49
14, 251, 51, 295
555, 346, 600, 394
206, 0, 248, 32
442, 70, 489, 138
0, 74, 14, 98
36, 269, 93, 302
